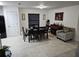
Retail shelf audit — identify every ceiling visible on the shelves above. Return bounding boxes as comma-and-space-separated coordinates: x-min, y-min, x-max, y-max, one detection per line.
1, 1, 79, 9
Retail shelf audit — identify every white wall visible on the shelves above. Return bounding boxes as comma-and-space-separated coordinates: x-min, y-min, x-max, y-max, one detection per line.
0, 6, 3, 15
48, 5, 79, 41
19, 8, 49, 33
0, 39, 2, 49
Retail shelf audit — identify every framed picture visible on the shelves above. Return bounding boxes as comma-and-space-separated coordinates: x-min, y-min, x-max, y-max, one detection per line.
22, 13, 25, 20
55, 12, 64, 21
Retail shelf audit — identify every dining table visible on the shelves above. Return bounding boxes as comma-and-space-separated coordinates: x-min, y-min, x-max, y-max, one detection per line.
27, 26, 48, 42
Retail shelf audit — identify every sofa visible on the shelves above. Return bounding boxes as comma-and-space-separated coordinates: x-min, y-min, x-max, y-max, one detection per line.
56, 27, 75, 41
50, 23, 63, 35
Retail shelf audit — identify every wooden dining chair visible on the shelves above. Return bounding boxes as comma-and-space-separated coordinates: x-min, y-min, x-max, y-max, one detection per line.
45, 25, 49, 39
28, 28, 40, 42
22, 27, 27, 42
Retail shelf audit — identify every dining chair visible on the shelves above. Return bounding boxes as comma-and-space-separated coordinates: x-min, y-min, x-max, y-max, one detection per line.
44, 27, 48, 39
29, 28, 40, 42
22, 27, 27, 42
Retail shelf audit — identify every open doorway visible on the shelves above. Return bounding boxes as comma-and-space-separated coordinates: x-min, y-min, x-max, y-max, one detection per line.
0, 16, 7, 38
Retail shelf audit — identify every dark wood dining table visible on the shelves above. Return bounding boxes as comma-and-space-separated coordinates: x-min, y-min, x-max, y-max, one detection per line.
27, 26, 48, 42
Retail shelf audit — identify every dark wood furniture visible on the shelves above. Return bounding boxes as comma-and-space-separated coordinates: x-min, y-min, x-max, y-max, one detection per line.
22, 27, 27, 42
28, 26, 48, 42
50, 24, 63, 35
28, 27, 39, 42
22, 26, 49, 42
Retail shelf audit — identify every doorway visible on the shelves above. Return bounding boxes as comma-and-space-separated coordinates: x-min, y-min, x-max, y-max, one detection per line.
0, 16, 7, 38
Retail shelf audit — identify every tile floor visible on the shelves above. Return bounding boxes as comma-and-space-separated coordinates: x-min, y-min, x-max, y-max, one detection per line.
1, 34, 78, 57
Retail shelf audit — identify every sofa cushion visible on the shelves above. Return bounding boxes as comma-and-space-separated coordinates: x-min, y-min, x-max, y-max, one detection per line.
63, 27, 70, 33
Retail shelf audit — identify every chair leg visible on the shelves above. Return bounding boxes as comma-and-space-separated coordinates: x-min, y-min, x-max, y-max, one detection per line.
28, 35, 32, 43
42, 33, 45, 39
36, 35, 39, 41
28, 36, 30, 43
46, 33, 48, 39
23, 36, 26, 42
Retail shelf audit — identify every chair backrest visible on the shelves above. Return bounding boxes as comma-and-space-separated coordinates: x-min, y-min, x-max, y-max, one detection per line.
46, 25, 49, 32
22, 27, 26, 35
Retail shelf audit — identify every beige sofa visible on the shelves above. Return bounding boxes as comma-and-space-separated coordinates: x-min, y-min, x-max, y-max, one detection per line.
56, 27, 75, 41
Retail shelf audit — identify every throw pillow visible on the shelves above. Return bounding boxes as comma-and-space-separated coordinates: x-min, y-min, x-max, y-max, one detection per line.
63, 27, 70, 33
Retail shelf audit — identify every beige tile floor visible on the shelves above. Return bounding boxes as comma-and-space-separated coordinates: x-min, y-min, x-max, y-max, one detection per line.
1, 34, 78, 57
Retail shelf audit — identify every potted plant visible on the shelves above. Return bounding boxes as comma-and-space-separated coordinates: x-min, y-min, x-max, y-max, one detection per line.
0, 45, 12, 57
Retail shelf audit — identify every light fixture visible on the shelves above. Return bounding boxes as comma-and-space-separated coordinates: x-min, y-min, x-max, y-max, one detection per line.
35, 4, 48, 9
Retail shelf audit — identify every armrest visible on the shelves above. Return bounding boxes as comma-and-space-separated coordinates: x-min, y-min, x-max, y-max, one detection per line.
65, 31, 74, 35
